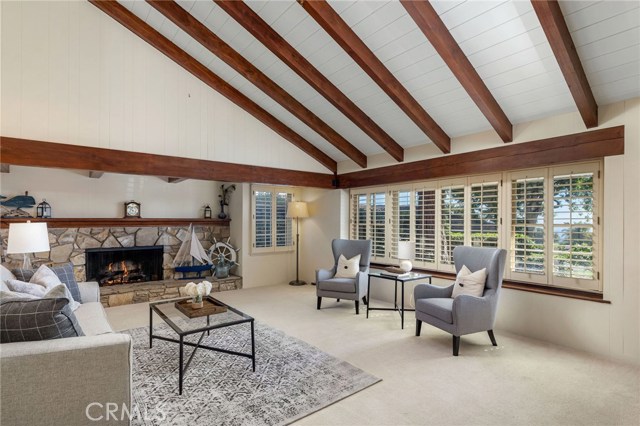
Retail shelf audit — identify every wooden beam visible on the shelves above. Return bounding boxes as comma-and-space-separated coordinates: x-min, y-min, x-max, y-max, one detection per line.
297, 0, 451, 154
531, 0, 598, 128
88, 171, 104, 178
0, 137, 335, 189
339, 126, 624, 188
167, 177, 187, 183
147, 0, 366, 168
0, 163, 9, 173
88, 0, 337, 173
215, 0, 404, 162
1, 217, 230, 229
400, 0, 513, 143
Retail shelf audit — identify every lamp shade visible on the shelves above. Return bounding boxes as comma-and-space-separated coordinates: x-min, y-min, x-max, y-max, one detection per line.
7, 222, 50, 254
286, 201, 309, 219
397, 241, 414, 260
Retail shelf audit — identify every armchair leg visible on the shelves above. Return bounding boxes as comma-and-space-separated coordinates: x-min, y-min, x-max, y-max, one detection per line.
317, 297, 322, 310
362, 296, 368, 306
453, 336, 460, 356
355, 300, 359, 315
336, 299, 340, 302
488, 330, 497, 346
416, 320, 422, 336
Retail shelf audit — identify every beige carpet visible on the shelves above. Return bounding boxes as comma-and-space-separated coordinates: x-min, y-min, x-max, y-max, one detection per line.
107, 284, 640, 426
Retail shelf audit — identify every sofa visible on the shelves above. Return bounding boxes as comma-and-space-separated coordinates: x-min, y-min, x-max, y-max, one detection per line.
0, 277, 132, 425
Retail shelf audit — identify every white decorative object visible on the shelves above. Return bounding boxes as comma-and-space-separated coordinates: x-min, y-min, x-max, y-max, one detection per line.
184, 280, 213, 309
7, 221, 50, 269
334, 254, 361, 278
397, 241, 414, 272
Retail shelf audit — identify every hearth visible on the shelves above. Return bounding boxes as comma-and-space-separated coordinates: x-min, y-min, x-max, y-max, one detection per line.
86, 246, 163, 286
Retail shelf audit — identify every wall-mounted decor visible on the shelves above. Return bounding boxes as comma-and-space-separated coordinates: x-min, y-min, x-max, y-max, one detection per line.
124, 201, 141, 218
218, 184, 236, 219
1, 191, 36, 218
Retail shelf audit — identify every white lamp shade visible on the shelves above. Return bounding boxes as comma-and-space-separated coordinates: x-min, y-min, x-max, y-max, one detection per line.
397, 241, 414, 260
7, 222, 50, 254
287, 201, 309, 219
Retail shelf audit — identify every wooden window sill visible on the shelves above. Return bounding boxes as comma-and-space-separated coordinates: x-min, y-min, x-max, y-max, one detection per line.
370, 263, 610, 304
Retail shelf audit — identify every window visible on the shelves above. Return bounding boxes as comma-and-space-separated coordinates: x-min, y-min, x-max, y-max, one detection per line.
251, 185, 296, 253
349, 161, 602, 293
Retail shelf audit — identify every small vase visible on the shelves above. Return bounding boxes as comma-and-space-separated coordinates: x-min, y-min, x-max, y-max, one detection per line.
192, 296, 203, 309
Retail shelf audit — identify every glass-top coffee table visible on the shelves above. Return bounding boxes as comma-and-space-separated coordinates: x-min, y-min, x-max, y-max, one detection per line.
367, 272, 432, 330
149, 296, 255, 395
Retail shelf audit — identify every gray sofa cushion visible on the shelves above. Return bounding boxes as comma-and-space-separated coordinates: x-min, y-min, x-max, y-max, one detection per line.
13, 263, 81, 303
317, 277, 357, 294
73, 302, 113, 336
416, 298, 454, 324
0, 298, 84, 343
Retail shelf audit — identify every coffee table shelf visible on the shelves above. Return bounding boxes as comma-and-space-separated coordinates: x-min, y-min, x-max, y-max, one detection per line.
149, 295, 255, 395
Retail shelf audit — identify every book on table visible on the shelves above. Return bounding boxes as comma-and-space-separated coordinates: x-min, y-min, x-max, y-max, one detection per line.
380, 266, 411, 278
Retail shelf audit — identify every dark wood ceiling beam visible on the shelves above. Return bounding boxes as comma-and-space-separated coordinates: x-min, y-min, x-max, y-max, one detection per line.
147, 0, 366, 168
297, 0, 451, 154
214, 0, 404, 162
531, 0, 598, 128
401, 0, 513, 143
339, 126, 623, 188
0, 137, 335, 188
88, 0, 336, 173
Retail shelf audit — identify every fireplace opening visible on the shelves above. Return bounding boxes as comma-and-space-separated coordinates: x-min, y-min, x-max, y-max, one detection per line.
85, 246, 163, 286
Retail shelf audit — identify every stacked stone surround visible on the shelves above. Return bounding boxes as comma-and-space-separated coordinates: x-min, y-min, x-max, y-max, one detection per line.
1, 224, 240, 307
100, 275, 242, 308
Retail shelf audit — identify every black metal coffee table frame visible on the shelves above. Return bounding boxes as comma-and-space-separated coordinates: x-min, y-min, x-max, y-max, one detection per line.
367, 272, 432, 329
149, 296, 255, 395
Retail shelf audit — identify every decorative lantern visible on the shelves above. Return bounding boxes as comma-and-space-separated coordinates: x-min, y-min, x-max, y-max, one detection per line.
36, 199, 52, 218
204, 204, 212, 219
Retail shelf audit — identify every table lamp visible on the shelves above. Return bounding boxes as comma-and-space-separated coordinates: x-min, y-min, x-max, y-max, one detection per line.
7, 221, 50, 269
397, 241, 414, 272
287, 201, 309, 286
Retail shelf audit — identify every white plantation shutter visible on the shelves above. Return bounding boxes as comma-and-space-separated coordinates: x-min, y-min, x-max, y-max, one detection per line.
414, 187, 436, 267
253, 190, 272, 251
509, 173, 546, 282
252, 185, 296, 253
551, 163, 600, 291
439, 183, 465, 267
390, 189, 411, 260
276, 192, 293, 248
350, 193, 368, 240
369, 192, 386, 259
470, 179, 500, 248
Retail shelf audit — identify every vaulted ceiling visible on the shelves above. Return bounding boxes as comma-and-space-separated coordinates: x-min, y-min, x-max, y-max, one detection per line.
92, 0, 640, 172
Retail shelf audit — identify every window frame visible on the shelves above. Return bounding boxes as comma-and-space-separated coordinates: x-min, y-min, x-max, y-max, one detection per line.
251, 185, 298, 254
349, 161, 602, 293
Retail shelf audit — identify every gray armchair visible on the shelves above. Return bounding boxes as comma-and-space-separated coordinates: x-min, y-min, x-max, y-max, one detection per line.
414, 246, 507, 356
316, 239, 372, 315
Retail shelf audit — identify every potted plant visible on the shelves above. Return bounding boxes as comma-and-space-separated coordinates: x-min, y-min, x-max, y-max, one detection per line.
184, 281, 213, 309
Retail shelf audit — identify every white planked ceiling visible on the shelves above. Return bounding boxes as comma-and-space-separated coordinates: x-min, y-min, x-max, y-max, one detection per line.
118, 0, 640, 165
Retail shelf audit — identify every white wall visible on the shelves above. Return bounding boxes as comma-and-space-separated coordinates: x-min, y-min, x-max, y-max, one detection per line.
0, 0, 328, 174
0, 165, 220, 218
336, 99, 640, 364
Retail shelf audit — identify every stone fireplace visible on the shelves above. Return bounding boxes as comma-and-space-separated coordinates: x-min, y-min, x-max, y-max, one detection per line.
86, 246, 164, 286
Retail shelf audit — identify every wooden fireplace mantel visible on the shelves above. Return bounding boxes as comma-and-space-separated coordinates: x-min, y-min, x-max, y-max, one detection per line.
0, 217, 231, 229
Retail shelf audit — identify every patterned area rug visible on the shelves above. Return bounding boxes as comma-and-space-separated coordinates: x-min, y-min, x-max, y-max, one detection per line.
126, 322, 380, 425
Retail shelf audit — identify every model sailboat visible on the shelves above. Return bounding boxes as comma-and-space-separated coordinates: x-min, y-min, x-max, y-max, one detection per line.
173, 225, 213, 279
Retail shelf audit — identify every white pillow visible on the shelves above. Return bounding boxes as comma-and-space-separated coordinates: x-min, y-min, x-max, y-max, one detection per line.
30, 265, 81, 311
451, 265, 487, 298
334, 254, 361, 278
5, 279, 47, 297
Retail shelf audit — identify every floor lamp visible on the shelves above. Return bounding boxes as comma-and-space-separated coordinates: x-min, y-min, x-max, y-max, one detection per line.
7, 221, 50, 269
287, 201, 309, 286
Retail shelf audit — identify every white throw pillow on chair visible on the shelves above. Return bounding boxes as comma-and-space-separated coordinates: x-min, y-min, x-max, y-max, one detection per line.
334, 254, 361, 278
451, 265, 487, 298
